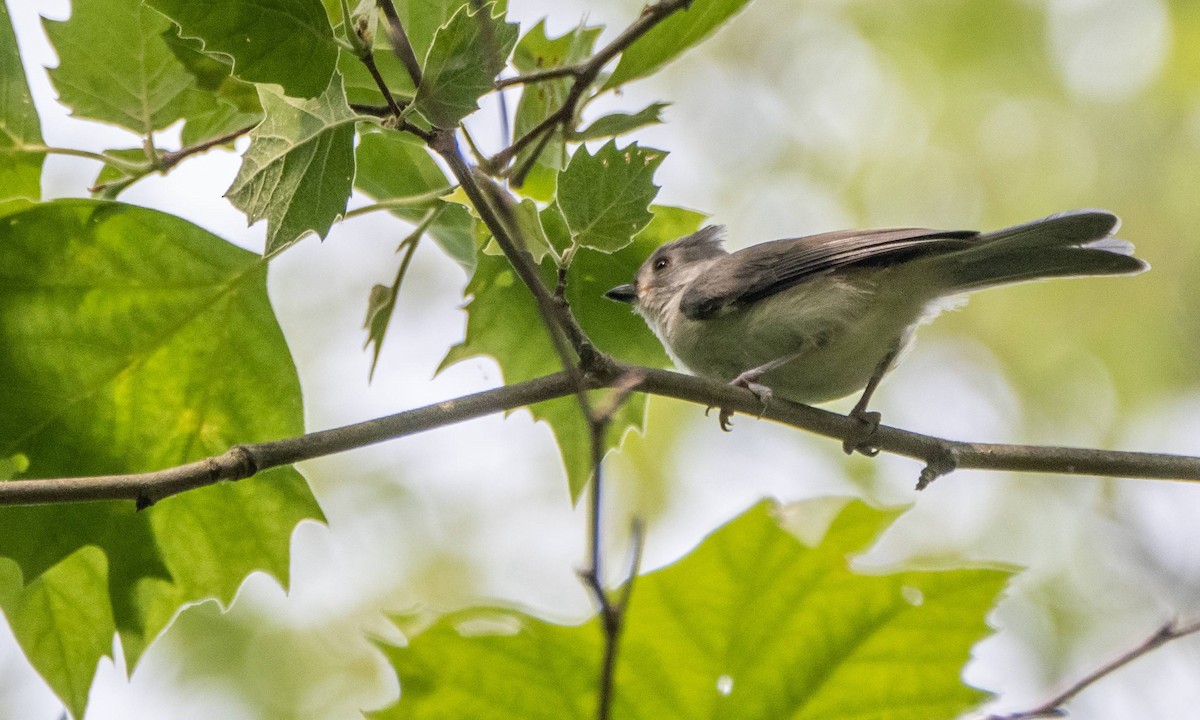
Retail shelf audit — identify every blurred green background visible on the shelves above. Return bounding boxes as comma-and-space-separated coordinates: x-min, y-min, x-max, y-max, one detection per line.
5, 0, 1200, 717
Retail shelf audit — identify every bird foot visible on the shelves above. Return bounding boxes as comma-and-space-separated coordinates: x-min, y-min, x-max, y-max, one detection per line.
708, 373, 773, 432
842, 409, 882, 456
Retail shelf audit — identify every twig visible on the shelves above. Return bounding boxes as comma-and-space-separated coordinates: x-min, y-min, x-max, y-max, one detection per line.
985, 619, 1200, 720
158, 124, 256, 172
7, 365, 1200, 507
429, 129, 599, 368
579, 370, 646, 720
488, 0, 693, 172
377, 0, 423, 87
360, 52, 404, 116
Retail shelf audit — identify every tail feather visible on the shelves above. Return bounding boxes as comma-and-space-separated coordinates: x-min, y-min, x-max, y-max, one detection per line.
934, 209, 1147, 293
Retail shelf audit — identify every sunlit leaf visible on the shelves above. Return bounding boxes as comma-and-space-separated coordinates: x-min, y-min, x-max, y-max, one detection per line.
411, 3, 518, 128
227, 73, 357, 257
43, 0, 194, 133
604, 0, 754, 89
145, 0, 338, 99
373, 500, 1007, 719
0, 3, 43, 211
557, 141, 664, 253
0, 200, 321, 716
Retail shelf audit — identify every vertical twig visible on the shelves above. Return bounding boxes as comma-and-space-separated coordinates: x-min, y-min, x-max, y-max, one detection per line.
377, 0, 424, 87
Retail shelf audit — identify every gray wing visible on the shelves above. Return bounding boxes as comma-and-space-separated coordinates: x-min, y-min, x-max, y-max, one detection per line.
679, 227, 978, 320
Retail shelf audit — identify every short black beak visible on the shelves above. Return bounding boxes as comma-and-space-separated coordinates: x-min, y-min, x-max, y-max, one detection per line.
605, 283, 637, 303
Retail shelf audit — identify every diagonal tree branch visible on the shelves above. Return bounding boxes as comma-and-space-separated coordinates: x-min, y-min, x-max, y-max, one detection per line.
984, 618, 1200, 720
6, 364, 1200, 508
488, 0, 694, 176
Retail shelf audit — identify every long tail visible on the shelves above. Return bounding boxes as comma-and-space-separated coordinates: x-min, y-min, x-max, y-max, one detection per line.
933, 210, 1148, 293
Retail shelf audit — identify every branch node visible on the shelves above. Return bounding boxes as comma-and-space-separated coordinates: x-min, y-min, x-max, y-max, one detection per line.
227, 445, 261, 479
917, 444, 959, 490
135, 493, 155, 511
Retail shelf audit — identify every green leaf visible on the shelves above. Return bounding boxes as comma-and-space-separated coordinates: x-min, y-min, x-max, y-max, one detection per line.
0, 548, 112, 720
411, 3, 518, 128
338, 47, 416, 107
438, 205, 689, 499
227, 73, 357, 257
0, 454, 29, 480
574, 103, 669, 141
145, 0, 338, 99
43, 0, 195, 133
510, 21, 603, 192
374, 500, 1009, 719
160, 29, 264, 145
0, 200, 321, 715
390, 0, 509, 65
0, 2, 43, 210
557, 141, 664, 253
604, 0, 754, 89
354, 129, 475, 269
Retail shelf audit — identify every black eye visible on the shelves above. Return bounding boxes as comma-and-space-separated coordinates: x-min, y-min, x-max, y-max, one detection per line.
653, 257, 670, 271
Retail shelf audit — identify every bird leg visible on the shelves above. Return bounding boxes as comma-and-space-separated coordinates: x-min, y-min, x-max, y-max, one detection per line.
841, 347, 898, 456
713, 351, 805, 431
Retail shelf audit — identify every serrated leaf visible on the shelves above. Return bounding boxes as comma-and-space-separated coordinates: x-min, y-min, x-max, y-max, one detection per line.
145, 0, 338, 99
0, 2, 43, 211
557, 141, 664, 253
605, 0, 754, 89
437, 206, 690, 499
160, 29, 264, 145
0, 200, 321, 717
575, 103, 668, 141
227, 73, 357, 257
374, 500, 1009, 719
510, 21, 603, 192
354, 129, 475, 269
412, 3, 518, 128
42, 0, 195, 133
0, 547, 112, 720
391, 0, 509, 65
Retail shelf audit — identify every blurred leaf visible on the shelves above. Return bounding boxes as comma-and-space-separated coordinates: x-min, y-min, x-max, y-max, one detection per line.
374, 500, 1008, 719
411, 3, 518, 128
227, 73, 357, 257
0, 200, 321, 717
43, 0, 194, 133
557, 141, 664, 253
604, 0, 754, 89
0, 2, 42, 211
574, 103, 668, 141
510, 21, 603, 192
145, 0, 338, 99
354, 129, 476, 269
438, 205, 689, 499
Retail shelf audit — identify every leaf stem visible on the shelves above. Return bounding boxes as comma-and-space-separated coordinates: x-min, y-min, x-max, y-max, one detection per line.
377, 0, 424, 87
343, 187, 454, 219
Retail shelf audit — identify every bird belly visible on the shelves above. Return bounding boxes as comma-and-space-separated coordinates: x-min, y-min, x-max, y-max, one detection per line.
663, 272, 932, 405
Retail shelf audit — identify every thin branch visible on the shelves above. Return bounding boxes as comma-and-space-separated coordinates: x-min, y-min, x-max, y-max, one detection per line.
158, 124, 256, 172
7, 365, 1200, 507
377, 0, 423, 87
342, 187, 453, 219
360, 51, 404, 116
429, 129, 599, 369
496, 65, 582, 89
986, 619, 1200, 720
489, 0, 693, 172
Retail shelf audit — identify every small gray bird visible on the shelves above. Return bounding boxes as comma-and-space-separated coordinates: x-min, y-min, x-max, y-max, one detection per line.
605, 210, 1147, 449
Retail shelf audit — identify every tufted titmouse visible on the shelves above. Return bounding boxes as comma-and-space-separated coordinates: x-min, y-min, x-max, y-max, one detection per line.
605, 210, 1147, 449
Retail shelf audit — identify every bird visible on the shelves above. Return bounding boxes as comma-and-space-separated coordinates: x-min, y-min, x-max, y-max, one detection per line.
605, 209, 1148, 452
